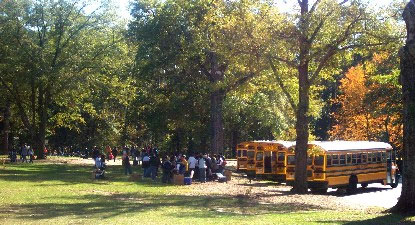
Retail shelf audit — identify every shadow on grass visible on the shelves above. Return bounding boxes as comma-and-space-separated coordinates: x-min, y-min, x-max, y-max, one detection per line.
341, 213, 414, 225
0, 192, 328, 221
0, 162, 143, 185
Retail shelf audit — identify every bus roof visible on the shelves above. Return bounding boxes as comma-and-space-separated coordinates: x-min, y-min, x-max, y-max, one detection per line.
309, 141, 392, 152
248, 140, 295, 149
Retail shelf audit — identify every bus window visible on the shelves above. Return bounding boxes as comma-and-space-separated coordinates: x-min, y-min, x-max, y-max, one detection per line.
369, 153, 375, 163
367, 153, 372, 163
242, 150, 247, 157
357, 154, 362, 164
327, 155, 332, 166
256, 152, 263, 161
352, 154, 358, 164
376, 152, 381, 162
381, 152, 386, 162
332, 155, 339, 165
247, 151, 255, 159
361, 153, 367, 164
315, 155, 324, 166
387, 151, 392, 160
277, 152, 285, 162
346, 154, 352, 164
339, 154, 346, 165
237, 150, 242, 157
287, 155, 296, 165
272, 152, 277, 161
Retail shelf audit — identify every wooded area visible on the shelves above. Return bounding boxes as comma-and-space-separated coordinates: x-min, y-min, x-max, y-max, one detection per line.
0, 0, 413, 200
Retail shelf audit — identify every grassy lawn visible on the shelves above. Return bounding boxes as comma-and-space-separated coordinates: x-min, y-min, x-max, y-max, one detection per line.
0, 157, 412, 225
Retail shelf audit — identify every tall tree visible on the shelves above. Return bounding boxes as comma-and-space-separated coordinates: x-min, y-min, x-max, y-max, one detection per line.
129, 0, 276, 154
392, 0, 415, 214
268, 0, 373, 193
0, 0, 123, 157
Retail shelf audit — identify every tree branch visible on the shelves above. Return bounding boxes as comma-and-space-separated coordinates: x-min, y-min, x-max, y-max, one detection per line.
225, 71, 256, 94
267, 56, 297, 111
310, 11, 364, 84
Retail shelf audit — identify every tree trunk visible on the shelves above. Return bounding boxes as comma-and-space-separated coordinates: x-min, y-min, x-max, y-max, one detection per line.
293, 63, 310, 194
36, 85, 47, 159
2, 100, 11, 155
210, 89, 225, 155
392, 0, 415, 214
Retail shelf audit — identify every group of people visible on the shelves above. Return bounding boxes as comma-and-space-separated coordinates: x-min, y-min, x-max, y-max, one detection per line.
8, 144, 34, 163
89, 145, 227, 184
161, 153, 227, 183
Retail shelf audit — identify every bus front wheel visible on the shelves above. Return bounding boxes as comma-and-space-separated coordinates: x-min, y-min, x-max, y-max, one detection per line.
346, 175, 358, 194
310, 187, 328, 194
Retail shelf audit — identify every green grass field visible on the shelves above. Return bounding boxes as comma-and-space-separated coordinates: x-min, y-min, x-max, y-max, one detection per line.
0, 157, 413, 225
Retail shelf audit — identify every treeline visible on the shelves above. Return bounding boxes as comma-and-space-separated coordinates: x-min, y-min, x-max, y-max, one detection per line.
0, 0, 405, 172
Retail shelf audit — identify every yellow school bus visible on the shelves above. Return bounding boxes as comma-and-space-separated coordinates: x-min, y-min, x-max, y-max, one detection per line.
286, 141, 400, 194
255, 141, 294, 181
236, 142, 249, 172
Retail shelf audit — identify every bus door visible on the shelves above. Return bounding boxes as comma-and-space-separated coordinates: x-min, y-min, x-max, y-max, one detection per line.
276, 151, 286, 175
246, 145, 256, 176
286, 153, 296, 181
312, 155, 325, 180
256, 146, 264, 174
236, 144, 248, 171
264, 151, 272, 173
271, 150, 277, 174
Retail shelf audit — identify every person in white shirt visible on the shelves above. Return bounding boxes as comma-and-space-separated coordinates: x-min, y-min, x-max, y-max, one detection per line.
187, 154, 197, 178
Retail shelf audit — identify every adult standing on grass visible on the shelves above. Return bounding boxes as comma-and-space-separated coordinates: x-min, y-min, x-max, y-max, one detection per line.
21, 144, 28, 163
142, 153, 150, 177
161, 156, 173, 183
122, 152, 132, 175
149, 153, 160, 180
198, 154, 207, 183
112, 147, 118, 162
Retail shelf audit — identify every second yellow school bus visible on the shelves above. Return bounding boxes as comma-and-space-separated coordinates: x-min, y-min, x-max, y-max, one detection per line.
236, 142, 248, 172
286, 141, 400, 193
254, 141, 294, 181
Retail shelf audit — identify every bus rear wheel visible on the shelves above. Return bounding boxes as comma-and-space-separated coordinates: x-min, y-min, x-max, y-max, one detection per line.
361, 183, 368, 188
346, 175, 358, 194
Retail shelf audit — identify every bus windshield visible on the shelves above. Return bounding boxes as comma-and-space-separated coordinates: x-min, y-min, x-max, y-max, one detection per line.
314, 156, 324, 166
247, 151, 255, 159
256, 152, 263, 161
